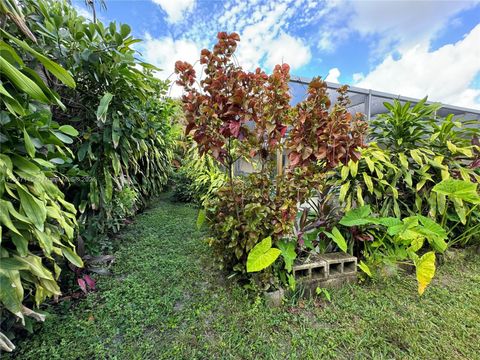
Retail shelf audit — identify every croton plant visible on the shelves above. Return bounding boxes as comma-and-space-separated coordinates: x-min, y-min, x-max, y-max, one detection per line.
176, 32, 367, 289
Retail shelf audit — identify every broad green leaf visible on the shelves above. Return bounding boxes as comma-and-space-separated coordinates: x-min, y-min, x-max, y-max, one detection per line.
0, 257, 29, 271
246, 236, 281, 272
34, 229, 53, 255
12, 155, 41, 176
120, 24, 131, 38
112, 117, 120, 148
0, 274, 23, 318
398, 153, 409, 168
278, 239, 296, 272
432, 179, 480, 204
362, 172, 374, 194
410, 149, 423, 166
17, 186, 46, 231
415, 252, 436, 296
23, 129, 35, 157
15, 255, 54, 280
348, 159, 358, 177
11, 233, 28, 256
0, 56, 49, 102
374, 217, 403, 228
364, 156, 375, 173
0, 29, 76, 88
453, 198, 467, 224
417, 216, 447, 253
58, 125, 79, 137
339, 181, 350, 202
324, 227, 348, 253
0, 200, 22, 235
339, 205, 372, 226
96, 92, 114, 123
341, 165, 349, 181
53, 131, 73, 144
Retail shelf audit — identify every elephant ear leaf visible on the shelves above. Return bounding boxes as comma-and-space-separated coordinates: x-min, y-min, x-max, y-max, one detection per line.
415, 252, 436, 296
246, 236, 281, 273
432, 179, 480, 204
278, 239, 296, 272
339, 205, 372, 226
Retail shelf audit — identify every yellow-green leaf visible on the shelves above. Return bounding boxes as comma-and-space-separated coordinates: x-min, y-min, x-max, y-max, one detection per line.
415, 252, 436, 296
339, 181, 350, 202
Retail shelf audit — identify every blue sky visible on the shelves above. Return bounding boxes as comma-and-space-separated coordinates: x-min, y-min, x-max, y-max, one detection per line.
73, 0, 480, 109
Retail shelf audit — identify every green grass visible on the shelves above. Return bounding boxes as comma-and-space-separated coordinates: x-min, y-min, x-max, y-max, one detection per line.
9, 196, 480, 359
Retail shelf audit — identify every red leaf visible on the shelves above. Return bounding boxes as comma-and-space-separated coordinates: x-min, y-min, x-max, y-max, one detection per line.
77, 278, 87, 294
229, 121, 241, 138
83, 275, 96, 290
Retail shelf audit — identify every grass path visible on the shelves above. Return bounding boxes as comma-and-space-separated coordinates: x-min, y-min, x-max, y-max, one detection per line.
11, 197, 480, 359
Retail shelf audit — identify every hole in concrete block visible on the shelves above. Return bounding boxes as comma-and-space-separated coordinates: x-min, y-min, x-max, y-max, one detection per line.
295, 268, 309, 279
311, 265, 326, 279
344, 261, 356, 274
329, 263, 342, 276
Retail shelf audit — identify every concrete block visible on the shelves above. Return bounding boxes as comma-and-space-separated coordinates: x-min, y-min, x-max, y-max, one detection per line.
319, 253, 357, 278
292, 257, 327, 282
293, 253, 358, 298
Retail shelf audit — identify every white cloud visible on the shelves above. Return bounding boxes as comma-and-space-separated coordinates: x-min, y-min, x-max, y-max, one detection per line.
352, 72, 364, 83
314, 0, 479, 57
325, 67, 340, 83
152, 0, 195, 23
265, 32, 311, 70
73, 5, 93, 21
355, 24, 480, 109
141, 34, 201, 97
349, 0, 478, 53
221, 1, 312, 72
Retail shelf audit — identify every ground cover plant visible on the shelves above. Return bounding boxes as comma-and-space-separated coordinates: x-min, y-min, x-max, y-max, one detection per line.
6, 197, 480, 359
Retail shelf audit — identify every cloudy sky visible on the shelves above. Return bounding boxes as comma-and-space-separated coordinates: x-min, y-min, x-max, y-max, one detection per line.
73, 0, 480, 109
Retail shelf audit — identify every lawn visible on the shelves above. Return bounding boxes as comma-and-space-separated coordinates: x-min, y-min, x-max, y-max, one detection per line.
10, 196, 480, 359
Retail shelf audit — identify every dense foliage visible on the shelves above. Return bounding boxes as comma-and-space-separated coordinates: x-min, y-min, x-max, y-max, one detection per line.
176, 33, 479, 295
331, 99, 480, 274
176, 32, 367, 288
18, 0, 176, 249
1, 0, 175, 349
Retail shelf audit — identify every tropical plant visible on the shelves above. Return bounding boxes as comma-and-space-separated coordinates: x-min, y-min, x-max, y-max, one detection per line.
370, 98, 440, 151
332, 101, 480, 245
12, 0, 176, 250
338, 205, 447, 295
172, 141, 226, 204
0, 16, 82, 351
246, 236, 281, 273
176, 32, 367, 288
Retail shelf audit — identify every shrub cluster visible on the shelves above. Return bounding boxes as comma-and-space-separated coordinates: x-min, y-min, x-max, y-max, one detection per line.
0, 0, 175, 345
176, 32, 480, 294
